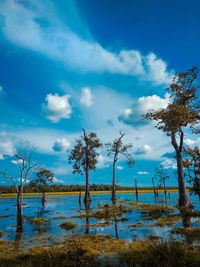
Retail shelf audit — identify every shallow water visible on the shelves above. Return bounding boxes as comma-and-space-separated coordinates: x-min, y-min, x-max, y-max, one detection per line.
0, 192, 200, 244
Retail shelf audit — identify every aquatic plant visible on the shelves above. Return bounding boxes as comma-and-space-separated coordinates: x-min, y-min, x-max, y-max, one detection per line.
171, 227, 200, 240
59, 221, 77, 231
52, 216, 67, 220
150, 215, 181, 227
128, 222, 144, 228
28, 218, 49, 225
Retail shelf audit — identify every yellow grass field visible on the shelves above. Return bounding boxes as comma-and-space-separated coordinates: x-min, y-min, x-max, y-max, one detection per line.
0, 189, 179, 197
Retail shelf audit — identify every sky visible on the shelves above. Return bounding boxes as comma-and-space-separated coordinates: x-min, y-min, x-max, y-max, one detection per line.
0, 0, 200, 187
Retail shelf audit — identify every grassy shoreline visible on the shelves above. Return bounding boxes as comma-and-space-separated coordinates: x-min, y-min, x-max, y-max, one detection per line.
0, 189, 178, 197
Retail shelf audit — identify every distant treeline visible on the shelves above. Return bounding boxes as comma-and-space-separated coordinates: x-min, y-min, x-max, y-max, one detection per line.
0, 184, 178, 194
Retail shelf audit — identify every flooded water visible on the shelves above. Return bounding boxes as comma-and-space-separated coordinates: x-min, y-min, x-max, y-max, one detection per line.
0, 192, 200, 244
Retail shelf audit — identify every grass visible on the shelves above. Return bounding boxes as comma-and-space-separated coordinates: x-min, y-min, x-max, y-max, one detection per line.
52, 216, 67, 220
28, 218, 49, 225
171, 227, 200, 240
129, 202, 174, 220
150, 215, 181, 227
59, 221, 77, 231
1, 189, 179, 197
0, 235, 200, 266
128, 222, 144, 228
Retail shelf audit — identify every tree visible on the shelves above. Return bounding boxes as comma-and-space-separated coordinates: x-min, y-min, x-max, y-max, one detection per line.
30, 168, 54, 207
155, 166, 169, 198
106, 132, 135, 202
183, 146, 200, 200
68, 128, 102, 203
145, 67, 200, 209
0, 141, 39, 231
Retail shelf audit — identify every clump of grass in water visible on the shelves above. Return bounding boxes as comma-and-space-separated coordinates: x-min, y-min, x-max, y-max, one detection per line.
150, 215, 181, 227
128, 222, 144, 228
52, 216, 67, 220
28, 218, 49, 225
171, 227, 200, 240
59, 221, 77, 231
129, 202, 174, 220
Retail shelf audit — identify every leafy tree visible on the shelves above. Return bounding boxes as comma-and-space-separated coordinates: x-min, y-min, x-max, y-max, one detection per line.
0, 140, 39, 235
155, 166, 169, 197
30, 168, 54, 207
106, 132, 135, 202
145, 67, 200, 209
68, 128, 102, 203
183, 146, 200, 200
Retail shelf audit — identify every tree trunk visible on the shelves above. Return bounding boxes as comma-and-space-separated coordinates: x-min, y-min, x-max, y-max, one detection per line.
16, 190, 23, 231
171, 132, 193, 210
112, 161, 117, 203
84, 167, 91, 203
176, 151, 193, 209
42, 192, 46, 208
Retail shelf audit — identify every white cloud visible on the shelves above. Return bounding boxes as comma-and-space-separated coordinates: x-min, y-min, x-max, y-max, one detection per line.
0, 154, 4, 160
119, 93, 170, 127
96, 155, 110, 169
80, 87, 94, 107
117, 166, 123, 170
53, 138, 70, 152
161, 159, 177, 170
137, 171, 149, 175
135, 144, 152, 155
11, 159, 23, 165
184, 138, 200, 147
43, 93, 72, 123
0, 86, 3, 93
0, 132, 14, 158
53, 177, 64, 184
0, 0, 173, 85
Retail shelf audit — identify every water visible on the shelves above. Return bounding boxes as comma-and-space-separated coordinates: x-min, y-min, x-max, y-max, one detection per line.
0, 192, 200, 244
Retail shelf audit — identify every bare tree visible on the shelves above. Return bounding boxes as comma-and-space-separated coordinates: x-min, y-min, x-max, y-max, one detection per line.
0, 140, 39, 231
106, 132, 135, 202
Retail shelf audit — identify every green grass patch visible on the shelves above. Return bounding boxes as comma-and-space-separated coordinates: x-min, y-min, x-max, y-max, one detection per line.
59, 221, 77, 231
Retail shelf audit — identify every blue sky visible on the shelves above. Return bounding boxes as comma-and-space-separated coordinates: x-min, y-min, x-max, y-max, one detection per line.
0, 0, 200, 187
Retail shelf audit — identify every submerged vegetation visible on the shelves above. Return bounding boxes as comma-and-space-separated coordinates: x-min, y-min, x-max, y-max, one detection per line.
171, 227, 200, 241
59, 221, 77, 231
28, 218, 49, 225
0, 235, 200, 266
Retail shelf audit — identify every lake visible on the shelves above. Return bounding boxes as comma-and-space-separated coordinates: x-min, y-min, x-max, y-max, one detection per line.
0, 192, 200, 245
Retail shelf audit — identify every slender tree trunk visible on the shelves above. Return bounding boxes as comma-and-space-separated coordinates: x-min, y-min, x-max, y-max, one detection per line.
112, 161, 117, 203
84, 167, 91, 203
16, 190, 23, 231
171, 132, 193, 210
164, 180, 167, 199
152, 177, 156, 198
42, 192, 46, 208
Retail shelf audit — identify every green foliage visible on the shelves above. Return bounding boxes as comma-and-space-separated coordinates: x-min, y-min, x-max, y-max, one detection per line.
183, 146, 200, 197
155, 166, 169, 188
68, 129, 102, 175
145, 67, 200, 136
106, 132, 135, 167
30, 168, 54, 193
59, 221, 77, 231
